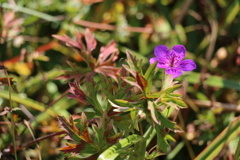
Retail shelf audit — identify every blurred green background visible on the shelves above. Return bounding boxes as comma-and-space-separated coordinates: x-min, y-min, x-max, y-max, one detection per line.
0, 0, 239, 159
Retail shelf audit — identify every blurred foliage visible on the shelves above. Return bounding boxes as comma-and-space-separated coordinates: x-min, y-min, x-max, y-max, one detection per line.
0, 0, 239, 159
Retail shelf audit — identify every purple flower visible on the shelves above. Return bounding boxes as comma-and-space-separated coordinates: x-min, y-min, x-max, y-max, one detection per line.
150, 45, 196, 78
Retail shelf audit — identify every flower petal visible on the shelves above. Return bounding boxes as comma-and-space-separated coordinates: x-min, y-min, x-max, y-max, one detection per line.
165, 68, 182, 78
149, 57, 169, 68
149, 57, 158, 64
171, 45, 186, 64
179, 59, 196, 71
154, 45, 170, 60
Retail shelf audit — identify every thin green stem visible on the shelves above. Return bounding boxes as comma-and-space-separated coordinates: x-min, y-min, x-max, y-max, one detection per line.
161, 72, 173, 90
145, 126, 156, 147
4, 69, 18, 160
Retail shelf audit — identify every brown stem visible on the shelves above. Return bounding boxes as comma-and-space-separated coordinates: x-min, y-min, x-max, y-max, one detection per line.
30, 89, 69, 123
74, 20, 154, 34
7, 131, 67, 153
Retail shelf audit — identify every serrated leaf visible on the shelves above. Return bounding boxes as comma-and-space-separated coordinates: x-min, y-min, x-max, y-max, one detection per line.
156, 112, 176, 130
92, 124, 102, 145
57, 115, 81, 142
125, 50, 142, 73
155, 125, 169, 153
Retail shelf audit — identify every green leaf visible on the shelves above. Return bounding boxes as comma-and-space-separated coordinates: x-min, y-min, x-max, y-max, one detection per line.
114, 99, 132, 107
162, 97, 188, 109
147, 84, 182, 99
155, 125, 169, 153
97, 134, 144, 160
145, 150, 165, 159
129, 140, 147, 160
92, 124, 104, 146
164, 85, 182, 94
125, 50, 141, 73
144, 61, 157, 94
148, 101, 160, 125
155, 111, 176, 130
220, 0, 239, 29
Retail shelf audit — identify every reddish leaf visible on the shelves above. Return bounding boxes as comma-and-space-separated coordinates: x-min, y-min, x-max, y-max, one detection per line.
95, 66, 120, 82
68, 82, 88, 105
3, 56, 21, 65
80, 127, 93, 143
136, 73, 147, 91
59, 142, 86, 154
76, 32, 86, 51
80, 112, 88, 127
0, 77, 14, 86
81, 0, 103, 5
85, 28, 97, 52
57, 115, 81, 142
98, 41, 118, 65
36, 41, 59, 52
52, 34, 82, 50
0, 107, 10, 116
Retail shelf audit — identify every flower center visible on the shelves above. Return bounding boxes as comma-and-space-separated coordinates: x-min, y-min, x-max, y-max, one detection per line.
170, 56, 175, 67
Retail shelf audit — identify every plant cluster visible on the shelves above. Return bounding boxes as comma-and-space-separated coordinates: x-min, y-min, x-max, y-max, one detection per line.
52, 29, 196, 159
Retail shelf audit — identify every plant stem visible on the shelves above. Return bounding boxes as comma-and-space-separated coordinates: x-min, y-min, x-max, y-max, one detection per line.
6, 131, 67, 153
178, 112, 195, 159
4, 69, 18, 160
161, 72, 173, 90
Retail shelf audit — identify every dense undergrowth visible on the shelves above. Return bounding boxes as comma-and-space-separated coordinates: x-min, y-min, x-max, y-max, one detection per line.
0, 0, 239, 159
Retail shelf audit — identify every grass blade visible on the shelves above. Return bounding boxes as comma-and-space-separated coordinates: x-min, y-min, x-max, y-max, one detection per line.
195, 116, 240, 160
0, 90, 56, 116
